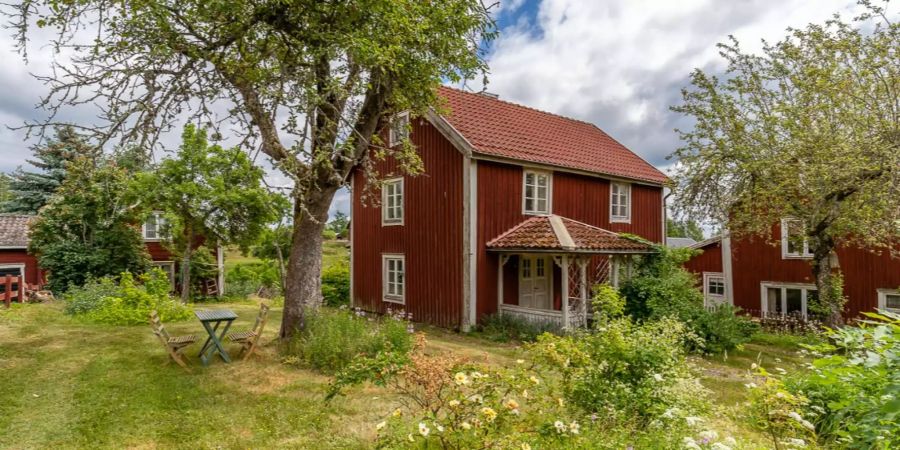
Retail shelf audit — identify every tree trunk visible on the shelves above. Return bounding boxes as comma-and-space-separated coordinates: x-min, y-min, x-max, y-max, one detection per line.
180, 226, 194, 303
274, 230, 287, 294
810, 236, 843, 327
280, 187, 339, 339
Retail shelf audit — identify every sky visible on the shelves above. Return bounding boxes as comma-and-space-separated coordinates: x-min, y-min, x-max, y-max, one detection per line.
0, 0, 871, 218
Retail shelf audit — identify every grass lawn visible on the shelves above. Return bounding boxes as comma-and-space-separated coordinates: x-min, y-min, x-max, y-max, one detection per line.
0, 300, 811, 449
224, 240, 348, 270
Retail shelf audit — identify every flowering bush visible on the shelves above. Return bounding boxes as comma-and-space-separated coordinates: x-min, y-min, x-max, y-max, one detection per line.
64, 269, 192, 325
284, 306, 413, 373
528, 316, 709, 425
745, 364, 818, 449
783, 311, 900, 448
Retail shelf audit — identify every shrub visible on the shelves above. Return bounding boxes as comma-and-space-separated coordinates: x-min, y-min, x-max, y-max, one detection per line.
746, 365, 818, 450
64, 269, 193, 325
321, 229, 337, 240
476, 313, 560, 342
780, 311, 900, 448
225, 262, 282, 298
619, 247, 757, 353
285, 307, 413, 373
321, 261, 350, 307
528, 316, 709, 425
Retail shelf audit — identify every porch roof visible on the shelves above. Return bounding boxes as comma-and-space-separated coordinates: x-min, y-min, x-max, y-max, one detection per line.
485, 215, 657, 254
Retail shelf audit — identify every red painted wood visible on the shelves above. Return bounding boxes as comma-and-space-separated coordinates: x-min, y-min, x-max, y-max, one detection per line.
351, 118, 465, 328
683, 242, 721, 275
0, 249, 41, 285
475, 160, 664, 320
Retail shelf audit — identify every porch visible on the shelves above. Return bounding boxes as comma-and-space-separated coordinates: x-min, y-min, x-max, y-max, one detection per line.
486, 215, 656, 330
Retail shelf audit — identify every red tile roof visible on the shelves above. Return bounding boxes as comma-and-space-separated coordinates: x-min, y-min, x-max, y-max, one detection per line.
437, 86, 669, 184
486, 215, 656, 253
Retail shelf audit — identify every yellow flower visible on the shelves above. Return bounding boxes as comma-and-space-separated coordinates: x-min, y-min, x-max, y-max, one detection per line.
376, 421, 386, 431
529, 376, 540, 385
454, 372, 470, 385
407, 434, 415, 442
460, 421, 472, 430
448, 400, 461, 407
557, 397, 565, 407
505, 399, 520, 410
521, 444, 532, 450
481, 407, 498, 421
522, 389, 529, 399
392, 408, 402, 418
516, 359, 525, 364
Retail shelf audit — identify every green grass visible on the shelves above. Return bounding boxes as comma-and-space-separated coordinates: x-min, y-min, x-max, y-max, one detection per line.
0, 301, 812, 449
224, 240, 348, 270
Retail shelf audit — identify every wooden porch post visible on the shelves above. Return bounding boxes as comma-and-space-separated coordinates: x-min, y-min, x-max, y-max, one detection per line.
578, 257, 588, 327
560, 255, 570, 329
497, 255, 509, 316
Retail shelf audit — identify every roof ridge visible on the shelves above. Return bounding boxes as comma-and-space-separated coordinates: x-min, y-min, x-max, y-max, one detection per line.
558, 216, 619, 236
439, 86, 598, 128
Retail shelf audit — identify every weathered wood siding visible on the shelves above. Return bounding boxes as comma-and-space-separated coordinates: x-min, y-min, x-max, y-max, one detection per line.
475, 160, 664, 320
351, 119, 465, 328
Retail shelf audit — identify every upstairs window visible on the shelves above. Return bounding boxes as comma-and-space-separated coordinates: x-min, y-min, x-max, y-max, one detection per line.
388, 112, 409, 146
383, 254, 405, 304
781, 218, 812, 259
523, 170, 551, 215
142, 212, 167, 240
382, 178, 404, 226
610, 182, 631, 222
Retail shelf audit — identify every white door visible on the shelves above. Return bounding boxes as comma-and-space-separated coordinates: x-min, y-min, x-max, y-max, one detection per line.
519, 255, 551, 309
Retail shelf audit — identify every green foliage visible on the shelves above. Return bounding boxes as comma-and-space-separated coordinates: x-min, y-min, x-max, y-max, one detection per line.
0, 173, 11, 205
2, 126, 100, 214
746, 365, 819, 450
591, 283, 625, 320
476, 313, 561, 343
529, 317, 709, 425
327, 211, 349, 236
285, 307, 413, 374
321, 261, 350, 307
620, 247, 757, 353
667, 217, 705, 241
64, 269, 192, 325
671, 5, 900, 321
225, 262, 282, 299
29, 157, 150, 292
782, 311, 900, 448
251, 225, 292, 262
321, 229, 337, 240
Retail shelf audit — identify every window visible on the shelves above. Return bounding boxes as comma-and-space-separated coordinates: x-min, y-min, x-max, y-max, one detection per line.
142, 212, 168, 240
388, 112, 409, 146
878, 289, 900, 314
703, 272, 726, 302
382, 178, 404, 225
0, 264, 24, 296
523, 170, 551, 215
781, 218, 812, 259
610, 182, 631, 223
383, 254, 405, 304
761, 283, 816, 319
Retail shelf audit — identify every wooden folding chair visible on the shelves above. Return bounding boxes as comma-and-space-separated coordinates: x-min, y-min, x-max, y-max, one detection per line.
226, 303, 270, 361
149, 311, 198, 371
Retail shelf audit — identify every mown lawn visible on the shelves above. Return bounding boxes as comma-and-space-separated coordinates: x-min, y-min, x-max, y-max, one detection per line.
224, 240, 348, 270
0, 301, 811, 449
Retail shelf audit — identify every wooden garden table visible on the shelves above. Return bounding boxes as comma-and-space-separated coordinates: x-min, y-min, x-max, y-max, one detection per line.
195, 309, 238, 366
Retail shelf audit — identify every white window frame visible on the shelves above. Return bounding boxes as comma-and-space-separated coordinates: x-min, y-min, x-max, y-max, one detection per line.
151, 261, 176, 292
781, 218, 813, 259
877, 289, 900, 314
609, 182, 631, 223
142, 212, 167, 241
703, 272, 726, 306
388, 112, 410, 147
381, 177, 404, 226
382, 254, 406, 304
760, 282, 815, 319
522, 169, 552, 216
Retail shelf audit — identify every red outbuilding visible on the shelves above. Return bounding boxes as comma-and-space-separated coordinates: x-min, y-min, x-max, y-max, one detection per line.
351, 87, 667, 330
684, 223, 900, 320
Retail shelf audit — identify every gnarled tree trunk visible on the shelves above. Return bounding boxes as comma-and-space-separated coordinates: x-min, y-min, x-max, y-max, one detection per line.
280, 186, 339, 338
810, 235, 843, 327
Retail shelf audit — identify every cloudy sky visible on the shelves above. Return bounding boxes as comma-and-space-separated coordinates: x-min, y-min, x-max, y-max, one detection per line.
0, 0, 872, 217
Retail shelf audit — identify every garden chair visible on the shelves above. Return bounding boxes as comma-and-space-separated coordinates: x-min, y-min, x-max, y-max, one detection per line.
226, 303, 270, 361
149, 310, 197, 371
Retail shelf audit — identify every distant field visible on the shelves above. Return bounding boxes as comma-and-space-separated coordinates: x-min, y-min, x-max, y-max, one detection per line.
224, 240, 349, 270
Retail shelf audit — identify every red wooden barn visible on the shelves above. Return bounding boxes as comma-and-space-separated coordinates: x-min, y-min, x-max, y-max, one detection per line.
684, 222, 900, 319
351, 87, 668, 330
0, 212, 224, 296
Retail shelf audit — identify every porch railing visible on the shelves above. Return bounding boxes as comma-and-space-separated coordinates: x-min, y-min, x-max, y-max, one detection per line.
499, 298, 587, 330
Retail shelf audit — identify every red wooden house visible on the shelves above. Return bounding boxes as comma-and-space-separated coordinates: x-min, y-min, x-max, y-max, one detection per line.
684, 222, 900, 320
0, 212, 224, 296
351, 87, 668, 330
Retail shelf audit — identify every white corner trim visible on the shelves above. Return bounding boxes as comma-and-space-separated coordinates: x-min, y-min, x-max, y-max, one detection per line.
721, 234, 734, 305
549, 215, 575, 250
425, 110, 476, 157
461, 156, 477, 331
216, 243, 225, 296
468, 159, 478, 329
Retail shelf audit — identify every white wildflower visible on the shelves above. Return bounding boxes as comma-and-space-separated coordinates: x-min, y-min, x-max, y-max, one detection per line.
745, 382, 758, 389
569, 421, 580, 434
653, 373, 664, 382
710, 443, 732, 450
554, 420, 567, 434
376, 421, 386, 431
783, 438, 807, 448
685, 416, 704, 427
698, 430, 719, 441
418, 422, 430, 437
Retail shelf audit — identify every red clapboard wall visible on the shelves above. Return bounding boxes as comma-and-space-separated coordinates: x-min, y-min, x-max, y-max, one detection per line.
351, 118, 465, 328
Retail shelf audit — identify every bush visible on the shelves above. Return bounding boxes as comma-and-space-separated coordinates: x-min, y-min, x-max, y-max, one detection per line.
225, 262, 282, 298
285, 307, 413, 373
321, 261, 350, 307
321, 229, 337, 240
477, 313, 560, 342
779, 311, 900, 448
64, 269, 193, 325
620, 247, 757, 353
528, 316, 709, 425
